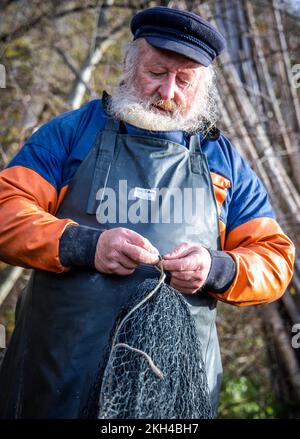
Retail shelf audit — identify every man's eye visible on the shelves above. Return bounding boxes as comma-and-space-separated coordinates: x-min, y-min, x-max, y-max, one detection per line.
150, 71, 164, 77
177, 78, 191, 88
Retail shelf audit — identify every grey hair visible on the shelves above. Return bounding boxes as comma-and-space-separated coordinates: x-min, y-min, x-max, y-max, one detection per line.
118, 39, 142, 87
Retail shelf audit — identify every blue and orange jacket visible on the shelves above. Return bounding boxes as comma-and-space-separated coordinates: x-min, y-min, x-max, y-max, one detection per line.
0, 99, 295, 306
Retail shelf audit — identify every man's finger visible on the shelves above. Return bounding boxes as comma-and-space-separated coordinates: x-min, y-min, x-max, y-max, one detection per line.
170, 280, 198, 295
125, 229, 159, 255
116, 252, 140, 269
163, 255, 200, 272
112, 264, 136, 276
171, 270, 203, 281
171, 277, 201, 289
122, 241, 160, 265
163, 242, 193, 259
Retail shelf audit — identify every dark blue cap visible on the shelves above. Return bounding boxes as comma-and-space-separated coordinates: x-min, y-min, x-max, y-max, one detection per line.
131, 7, 226, 67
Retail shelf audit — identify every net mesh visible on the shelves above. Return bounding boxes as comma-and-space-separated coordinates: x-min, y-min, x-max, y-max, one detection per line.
97, 267, 213, 419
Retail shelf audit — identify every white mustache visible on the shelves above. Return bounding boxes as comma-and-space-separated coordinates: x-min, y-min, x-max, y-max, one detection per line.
152, 99, 178, 113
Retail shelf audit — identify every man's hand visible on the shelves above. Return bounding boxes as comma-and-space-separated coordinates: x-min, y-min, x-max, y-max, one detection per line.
162, 243, 212, 295
94, 228, 160, 275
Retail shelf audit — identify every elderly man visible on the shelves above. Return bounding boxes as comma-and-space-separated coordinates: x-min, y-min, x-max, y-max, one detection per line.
0, 7, 295, 418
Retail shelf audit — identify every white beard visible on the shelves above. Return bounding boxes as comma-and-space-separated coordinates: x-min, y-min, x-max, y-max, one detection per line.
109, 81, 216, 133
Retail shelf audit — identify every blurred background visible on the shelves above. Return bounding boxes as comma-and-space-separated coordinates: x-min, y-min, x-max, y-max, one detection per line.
0, 0, 300, 418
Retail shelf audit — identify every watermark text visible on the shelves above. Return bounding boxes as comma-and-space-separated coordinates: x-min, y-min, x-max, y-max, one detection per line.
0, 324, 6, 349
0, 64, 6, 88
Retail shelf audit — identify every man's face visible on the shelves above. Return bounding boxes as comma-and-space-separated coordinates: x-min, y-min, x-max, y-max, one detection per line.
110, 39, 216, 132
133, 40, 203, 117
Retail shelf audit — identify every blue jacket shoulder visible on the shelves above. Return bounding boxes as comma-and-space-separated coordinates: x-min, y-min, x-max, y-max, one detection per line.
7, 99, 106, 191
204, 132, 275, 233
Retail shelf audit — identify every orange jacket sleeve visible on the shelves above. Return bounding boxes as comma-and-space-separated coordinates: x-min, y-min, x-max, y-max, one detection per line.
209, 217, 295, 306
0, 165, 77, 272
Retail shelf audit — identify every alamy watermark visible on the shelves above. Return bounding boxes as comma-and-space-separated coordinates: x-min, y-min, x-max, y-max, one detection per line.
292, 323, 300, 349
292, 64, 300, 89
95, 181, 206, 234
0, 324, 5, 349
0, 64, 6, 88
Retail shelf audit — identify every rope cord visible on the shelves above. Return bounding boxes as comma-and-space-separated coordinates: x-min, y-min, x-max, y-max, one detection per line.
100, 255, 166, 404
109, 257, 165, 378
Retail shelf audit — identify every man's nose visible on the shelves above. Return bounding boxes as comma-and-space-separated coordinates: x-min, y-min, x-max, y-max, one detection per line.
158, 75, 177, 101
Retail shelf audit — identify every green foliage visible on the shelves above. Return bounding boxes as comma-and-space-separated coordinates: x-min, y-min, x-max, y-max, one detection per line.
4, 37, 31, 60
216, 303, 293, 419
218, 373, 289, 419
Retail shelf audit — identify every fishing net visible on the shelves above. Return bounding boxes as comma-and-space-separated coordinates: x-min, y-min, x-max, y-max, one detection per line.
97, 261, 213, 419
